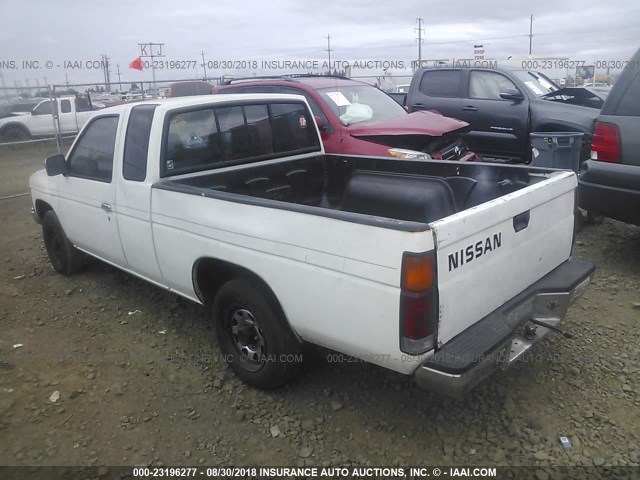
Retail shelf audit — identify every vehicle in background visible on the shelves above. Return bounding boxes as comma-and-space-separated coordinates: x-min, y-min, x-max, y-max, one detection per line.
30, 94, 594, 396
582, 81, 610, 88
168, 81, 212, 97
0, 95, 99, 142
542, 86, 610, 110
391, 84, 410, 93
579, 47, 640, 226
213, 75, 477, 161
405, 68, 600, 162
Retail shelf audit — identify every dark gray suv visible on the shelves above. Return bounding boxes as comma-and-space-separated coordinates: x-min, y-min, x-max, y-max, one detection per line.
579, 47, 640, 225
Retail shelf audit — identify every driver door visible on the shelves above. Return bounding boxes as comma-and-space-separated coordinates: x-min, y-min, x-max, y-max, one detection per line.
56, 115, 127, 267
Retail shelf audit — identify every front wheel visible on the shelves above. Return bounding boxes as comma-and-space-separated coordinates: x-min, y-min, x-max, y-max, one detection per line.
586, 210, 605, 225
42, 211, 85, 275
213, 278, 303, 389
1, 125, 31, 142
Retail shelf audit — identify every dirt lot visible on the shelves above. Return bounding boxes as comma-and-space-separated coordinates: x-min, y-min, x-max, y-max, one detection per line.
0, 143, 639, 474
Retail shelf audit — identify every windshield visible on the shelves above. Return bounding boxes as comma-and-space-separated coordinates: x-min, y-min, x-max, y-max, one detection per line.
317, 85, 407, 126
511, 70, 560, 95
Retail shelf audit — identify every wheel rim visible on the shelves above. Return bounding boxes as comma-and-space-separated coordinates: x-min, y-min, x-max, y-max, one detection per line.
229, 308, 266, 371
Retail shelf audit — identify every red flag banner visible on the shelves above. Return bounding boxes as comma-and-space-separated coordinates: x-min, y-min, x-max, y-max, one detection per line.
129, 57, 143, 71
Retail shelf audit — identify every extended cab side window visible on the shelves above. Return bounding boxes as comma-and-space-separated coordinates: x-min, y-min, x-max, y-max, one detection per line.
419, 70, 462, 97
60, 100, 72, 114
67, 116, 119, 182
123, 105, 157, 181
270, 103, 319, 153
469, 71, 518, 100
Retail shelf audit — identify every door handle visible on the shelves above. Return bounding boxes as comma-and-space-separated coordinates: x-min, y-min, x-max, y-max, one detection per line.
412, 103, 426, 109
101, 202, 112, 212
462, 105, 478, 111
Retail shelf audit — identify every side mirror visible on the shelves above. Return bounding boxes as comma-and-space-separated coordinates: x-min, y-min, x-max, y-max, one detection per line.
499, 89, 525, 102
45, 154, 68, 176
314, 115, 327, 132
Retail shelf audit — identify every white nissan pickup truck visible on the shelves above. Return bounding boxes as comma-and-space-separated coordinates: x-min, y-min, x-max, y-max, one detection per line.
29, 94, 594, 396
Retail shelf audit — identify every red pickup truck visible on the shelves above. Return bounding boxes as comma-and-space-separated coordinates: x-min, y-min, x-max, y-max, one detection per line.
212, 75, 477, 161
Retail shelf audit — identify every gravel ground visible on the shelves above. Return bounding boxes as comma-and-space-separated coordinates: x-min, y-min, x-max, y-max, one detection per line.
0, 144, 639, 476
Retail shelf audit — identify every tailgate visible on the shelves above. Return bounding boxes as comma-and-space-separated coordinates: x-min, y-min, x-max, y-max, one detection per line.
430, 171, 577, 346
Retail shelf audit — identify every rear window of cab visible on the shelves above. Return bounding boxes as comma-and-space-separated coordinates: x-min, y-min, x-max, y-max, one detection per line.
161, 101, 320, 177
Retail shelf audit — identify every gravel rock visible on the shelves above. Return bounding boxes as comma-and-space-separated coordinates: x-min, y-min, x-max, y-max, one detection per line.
330, 401, 343, 412
298, 446, 313, 458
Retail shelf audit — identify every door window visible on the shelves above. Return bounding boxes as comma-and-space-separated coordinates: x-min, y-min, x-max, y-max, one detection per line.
32, 100, 53, 115
418, 70, 462, 97
67, 116, 119, 182
469, 71, 518, 100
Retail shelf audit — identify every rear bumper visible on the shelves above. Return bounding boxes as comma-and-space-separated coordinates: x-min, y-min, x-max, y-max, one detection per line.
414, 257, 595, 397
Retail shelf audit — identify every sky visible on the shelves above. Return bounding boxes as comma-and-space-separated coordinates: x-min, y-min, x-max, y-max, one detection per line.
1, 0, 639, 90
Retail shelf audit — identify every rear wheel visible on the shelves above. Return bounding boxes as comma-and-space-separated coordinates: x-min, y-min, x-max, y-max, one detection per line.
42, 211, 85, 275
213, 278, 303, 389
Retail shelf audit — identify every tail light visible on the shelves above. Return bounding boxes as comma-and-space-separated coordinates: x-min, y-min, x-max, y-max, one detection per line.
400, 252, 438, 354
591, 122, 621, 163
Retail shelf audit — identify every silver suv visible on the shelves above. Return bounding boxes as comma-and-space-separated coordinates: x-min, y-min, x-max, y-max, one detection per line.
579, 47, 640, 225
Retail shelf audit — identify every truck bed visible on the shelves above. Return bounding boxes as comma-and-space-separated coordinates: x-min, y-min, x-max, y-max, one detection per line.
155, 154, 555, 229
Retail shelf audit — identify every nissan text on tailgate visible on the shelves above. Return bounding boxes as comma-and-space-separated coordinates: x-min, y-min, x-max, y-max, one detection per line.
29, 94, 595, 396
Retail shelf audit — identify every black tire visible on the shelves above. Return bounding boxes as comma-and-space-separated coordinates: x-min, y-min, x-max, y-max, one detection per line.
586, 210, 605, 225
42, 211, 85, 275
213, 278, 302, 389
1, 125, 31, 142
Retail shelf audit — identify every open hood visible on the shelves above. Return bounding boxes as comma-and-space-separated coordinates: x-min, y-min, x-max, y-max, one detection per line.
542, 86, 609, 109
347, 110, 469, 138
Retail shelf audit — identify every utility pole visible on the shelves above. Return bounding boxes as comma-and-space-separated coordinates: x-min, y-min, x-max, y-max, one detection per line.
201, 51, 207, 80
0, 70, 7, 101
326, 34, 332, 73
415, 18, 425, 65
116, 65, 122, 91
105, 55, 111, 91
529, 14, 534, 55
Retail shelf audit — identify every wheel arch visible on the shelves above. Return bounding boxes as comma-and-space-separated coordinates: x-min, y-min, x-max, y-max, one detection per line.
192, 257, 301, 341
34, 199, 54, 222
